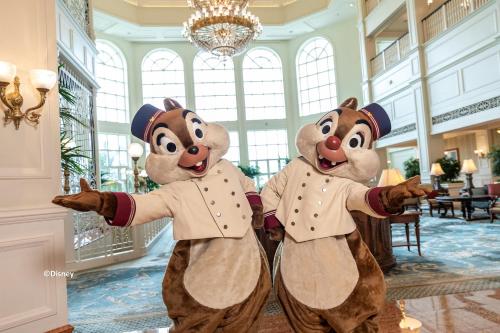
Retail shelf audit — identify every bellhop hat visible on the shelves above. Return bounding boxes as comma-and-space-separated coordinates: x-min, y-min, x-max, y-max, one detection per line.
359, 103, 391, 141
131, 104, 165, 143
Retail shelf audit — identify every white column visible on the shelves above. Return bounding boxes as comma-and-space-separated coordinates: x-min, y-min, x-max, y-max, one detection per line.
0, 1, 70, 332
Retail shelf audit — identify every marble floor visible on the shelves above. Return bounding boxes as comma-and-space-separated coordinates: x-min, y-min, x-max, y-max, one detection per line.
125, 289, 500, 333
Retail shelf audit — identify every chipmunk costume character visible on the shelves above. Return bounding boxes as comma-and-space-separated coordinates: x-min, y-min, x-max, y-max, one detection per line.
53, 98, 271, 332
261, 98, 426, 333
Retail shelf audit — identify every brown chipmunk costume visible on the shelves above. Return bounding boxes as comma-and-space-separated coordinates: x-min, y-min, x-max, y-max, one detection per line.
53, 98, 271, 332
261, 98, 427, 333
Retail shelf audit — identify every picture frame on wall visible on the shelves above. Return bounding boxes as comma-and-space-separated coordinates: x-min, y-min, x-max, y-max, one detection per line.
444, 148, 460, 161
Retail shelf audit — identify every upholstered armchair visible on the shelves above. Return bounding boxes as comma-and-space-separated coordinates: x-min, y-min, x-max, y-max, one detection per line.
426, 189, 454, 217
488, 184, 500, 223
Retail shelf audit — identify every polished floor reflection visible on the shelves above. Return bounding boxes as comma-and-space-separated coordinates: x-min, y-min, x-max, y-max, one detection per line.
125, 289, 500, 333
380, 289, 500, 333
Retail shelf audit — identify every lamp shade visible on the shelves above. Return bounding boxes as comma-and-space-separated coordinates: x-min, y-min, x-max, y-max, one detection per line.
430, 163, 444, 176
460, 159, 477, 174
29, 69, 57, 90
128, 143, 144, 158
377, 168, 405, 187
0, 61, 16, 83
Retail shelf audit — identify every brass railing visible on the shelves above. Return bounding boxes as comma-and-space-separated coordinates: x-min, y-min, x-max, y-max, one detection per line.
422, 0, 491, 41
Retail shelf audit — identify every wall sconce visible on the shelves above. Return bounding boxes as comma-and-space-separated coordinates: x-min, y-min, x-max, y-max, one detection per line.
474, 149, 486, 158
0, 61, 57, 130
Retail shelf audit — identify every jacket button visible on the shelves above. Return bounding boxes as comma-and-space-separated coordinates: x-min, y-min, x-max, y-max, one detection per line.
322, 188, 327, 192
318, 201, 322, 205
298, 196, 302, 200
314, 213, 318, 218
216, 212, 221, 217
306, 172, 310, 176
210, 200, 215, 205
325, 179, 330, 183
231, 191, 235, 196
236, 203, 241, 208
291, 221, 296, 226
310, 226, 315, 231
295, 209, 299, 213
242, 215, 246, 219
224, 178, 228, 182
223, 224, 228, 229
302, 183, 306, 187
204, 187, 209, 192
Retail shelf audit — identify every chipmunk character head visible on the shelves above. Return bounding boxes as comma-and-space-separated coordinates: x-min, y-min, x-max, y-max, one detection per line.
296, 97, 391, 182
132, 98, 229, 185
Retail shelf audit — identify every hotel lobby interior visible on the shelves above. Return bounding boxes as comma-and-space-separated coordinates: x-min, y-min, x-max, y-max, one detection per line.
0, 0, 500, 332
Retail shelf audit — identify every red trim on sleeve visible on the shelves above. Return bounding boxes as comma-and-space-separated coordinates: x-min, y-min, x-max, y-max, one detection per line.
366, 187, 391, 217
264, 210, 281, 230
105, 192, 136, 227
245, 192, 262, 206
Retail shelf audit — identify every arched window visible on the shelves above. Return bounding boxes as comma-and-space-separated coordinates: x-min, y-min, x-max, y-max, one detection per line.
142, 49, 186, 108
95, 40, 128, 123
297, 37, 337, 116
193, 52, 237, 122
243, 48, 286, 120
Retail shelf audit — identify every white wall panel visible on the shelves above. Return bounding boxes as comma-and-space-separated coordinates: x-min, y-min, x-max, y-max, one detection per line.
462, 53, 500, 93
428, 72, 460, 106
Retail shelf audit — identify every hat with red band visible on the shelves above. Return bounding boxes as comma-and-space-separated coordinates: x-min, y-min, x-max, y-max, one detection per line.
131, 104, 165, 143
359, 103, 391, 141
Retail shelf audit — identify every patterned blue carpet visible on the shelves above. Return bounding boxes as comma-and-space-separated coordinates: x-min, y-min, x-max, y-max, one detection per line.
67, 215, 500, 333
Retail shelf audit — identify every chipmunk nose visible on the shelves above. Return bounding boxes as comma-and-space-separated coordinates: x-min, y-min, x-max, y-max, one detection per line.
325, 136, 341, 150
187, 146, 199, 155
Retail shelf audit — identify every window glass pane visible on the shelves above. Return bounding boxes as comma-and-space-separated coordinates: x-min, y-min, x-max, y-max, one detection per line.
99, 133, 131, 192
246, 129, 289, 188
142, 49, 186, 108
193, 52, 237, 122
223, 131, 240, 165
95, 41, 129, 123
297, 37, 337, 116
243, 48, 286, 120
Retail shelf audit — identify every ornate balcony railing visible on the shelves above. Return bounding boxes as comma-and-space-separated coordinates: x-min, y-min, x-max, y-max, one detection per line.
370, 33, 411, 76
422, 0, 490, 42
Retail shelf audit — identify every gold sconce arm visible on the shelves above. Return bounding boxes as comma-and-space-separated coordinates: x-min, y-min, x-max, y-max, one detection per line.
24, 88, 49, 125
0, 76, 53, 130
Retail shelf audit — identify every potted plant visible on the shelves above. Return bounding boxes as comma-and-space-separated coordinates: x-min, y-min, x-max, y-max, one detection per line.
435, 156, 462, 195
238, 165, 260, 179
487, 145, 500, 182
403, 157, 420, 179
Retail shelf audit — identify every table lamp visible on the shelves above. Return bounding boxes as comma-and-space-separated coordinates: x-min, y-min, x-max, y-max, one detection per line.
460, 159, 477, 195
399, 300, 422, 332
128, 143, 144, 194
430, 163, 445, 191
377, 168, 405, 187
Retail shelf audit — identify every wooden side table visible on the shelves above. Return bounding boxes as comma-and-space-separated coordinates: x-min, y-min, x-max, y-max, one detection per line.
389, 212, 421, 256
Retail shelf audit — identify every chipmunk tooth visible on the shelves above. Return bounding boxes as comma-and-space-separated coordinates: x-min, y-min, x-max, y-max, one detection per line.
319, 155, 324, 159
195, 161, 203, 167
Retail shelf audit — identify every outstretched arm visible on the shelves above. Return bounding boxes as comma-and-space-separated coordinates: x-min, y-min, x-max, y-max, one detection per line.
260, 165, 290, 240
347, 176, 428, 217
52, 179, 174, 227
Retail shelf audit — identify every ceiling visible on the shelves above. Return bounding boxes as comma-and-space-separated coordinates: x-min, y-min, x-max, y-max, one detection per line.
93, 0, 358, 42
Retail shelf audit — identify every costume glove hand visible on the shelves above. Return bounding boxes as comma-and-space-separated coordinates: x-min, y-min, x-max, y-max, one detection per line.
380, 176, 429, 214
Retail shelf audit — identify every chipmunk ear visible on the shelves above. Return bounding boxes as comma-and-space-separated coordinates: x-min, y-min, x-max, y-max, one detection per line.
163, 98, 183, 111
339, 97, 358, 110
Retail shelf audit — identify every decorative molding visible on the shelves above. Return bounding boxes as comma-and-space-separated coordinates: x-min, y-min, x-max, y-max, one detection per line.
432, 95, 500, 125
0, 234, 57, 331
383, 123, 417, 139
0, 206, 68, 225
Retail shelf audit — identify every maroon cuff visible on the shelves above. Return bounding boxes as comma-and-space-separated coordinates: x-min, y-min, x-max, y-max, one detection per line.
264, 210, 281, 230
366, 187, 391, 217
246, 192, 262, 206
105, 192, 136, 227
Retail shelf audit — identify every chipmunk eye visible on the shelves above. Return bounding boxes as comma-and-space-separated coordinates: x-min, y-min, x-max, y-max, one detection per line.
192, 121, 204, 139
348, 132, 365, 149
156, 134, 178, 154
320, 120, 333, 135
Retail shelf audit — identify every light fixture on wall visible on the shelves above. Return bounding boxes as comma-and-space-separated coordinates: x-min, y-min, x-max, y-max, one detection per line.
183, 0, 262, 59
128, 143, 144, 194
460, 159, 477, 195
0, 61, 57, 130
474, 149, 486, 158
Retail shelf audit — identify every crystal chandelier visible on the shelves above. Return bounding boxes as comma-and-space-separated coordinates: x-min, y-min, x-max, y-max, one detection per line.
183, 0, 263, 59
